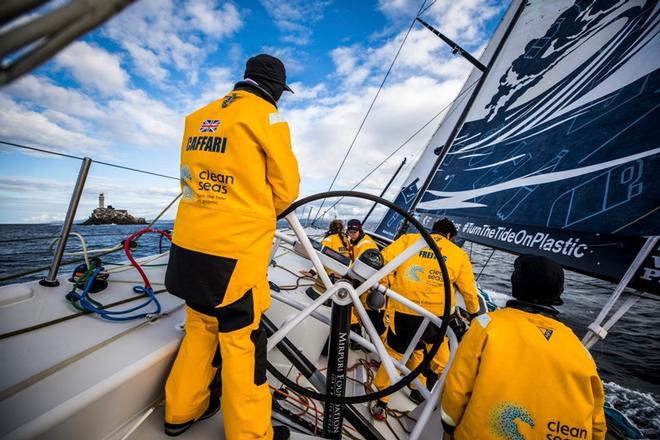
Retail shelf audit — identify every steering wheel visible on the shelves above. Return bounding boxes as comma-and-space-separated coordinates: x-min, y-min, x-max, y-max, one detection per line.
266, 190, 451, 405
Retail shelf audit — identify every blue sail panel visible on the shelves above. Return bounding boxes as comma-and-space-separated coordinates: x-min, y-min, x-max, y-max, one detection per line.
377, 0, 660, 294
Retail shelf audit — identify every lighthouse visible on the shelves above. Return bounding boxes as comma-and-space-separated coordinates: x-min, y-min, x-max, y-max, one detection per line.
99, 193, 105, 209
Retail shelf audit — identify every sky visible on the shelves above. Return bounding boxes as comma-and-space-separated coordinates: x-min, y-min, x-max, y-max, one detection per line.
0, 0, 510, 224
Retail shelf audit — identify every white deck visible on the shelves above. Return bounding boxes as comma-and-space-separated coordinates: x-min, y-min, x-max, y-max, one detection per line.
0, 231, 445, 439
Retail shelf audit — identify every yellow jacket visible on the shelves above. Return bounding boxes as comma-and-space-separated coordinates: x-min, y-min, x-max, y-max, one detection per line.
380, 233, 479, 316
322, 233, 351, 259
170, 89, 299, 307
441, 307, 606, 440
351, 233, 378, 261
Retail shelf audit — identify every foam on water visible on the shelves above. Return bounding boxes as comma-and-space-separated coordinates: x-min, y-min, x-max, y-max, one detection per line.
605, 382, 660, 438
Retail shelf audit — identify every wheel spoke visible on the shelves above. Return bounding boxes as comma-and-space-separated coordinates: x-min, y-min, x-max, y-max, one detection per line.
266, 191, 453, 405
285, 212, 335, 290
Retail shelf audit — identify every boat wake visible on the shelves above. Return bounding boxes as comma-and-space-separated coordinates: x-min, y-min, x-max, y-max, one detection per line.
605, 381, 660, 438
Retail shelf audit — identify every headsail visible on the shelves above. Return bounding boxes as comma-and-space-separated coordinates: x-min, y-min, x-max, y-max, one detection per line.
376, 0, 660, 294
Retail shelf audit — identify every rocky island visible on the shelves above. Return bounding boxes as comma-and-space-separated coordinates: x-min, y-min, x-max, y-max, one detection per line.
81, 193, 146, 225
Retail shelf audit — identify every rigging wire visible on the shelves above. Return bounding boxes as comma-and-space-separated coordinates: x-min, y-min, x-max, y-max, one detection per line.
311, 78, 480, 223
0, 140, 179, 180
311, 0, 430, 225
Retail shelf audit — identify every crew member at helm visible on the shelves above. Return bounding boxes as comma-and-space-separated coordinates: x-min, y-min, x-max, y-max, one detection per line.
345, 219, 379, 347
346, 219, 377, 261
440, 255, 606, 440
303, 219, 351, 299
371, 218, 480, 421
164, 54, 299, 439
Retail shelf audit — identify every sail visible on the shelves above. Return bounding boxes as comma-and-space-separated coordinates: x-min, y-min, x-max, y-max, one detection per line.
376, 0, 660, 294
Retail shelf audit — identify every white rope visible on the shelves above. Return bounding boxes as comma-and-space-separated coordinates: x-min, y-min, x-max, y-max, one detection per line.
48, 232, 91, 268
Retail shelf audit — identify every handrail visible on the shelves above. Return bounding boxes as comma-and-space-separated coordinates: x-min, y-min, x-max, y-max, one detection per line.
40, 157, 91, 287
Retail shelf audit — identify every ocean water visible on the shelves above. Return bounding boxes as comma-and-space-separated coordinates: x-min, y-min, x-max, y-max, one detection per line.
0, 224, 658, 437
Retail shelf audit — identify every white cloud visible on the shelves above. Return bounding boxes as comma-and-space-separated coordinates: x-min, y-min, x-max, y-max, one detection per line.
123, 43, 169, 83
2, 75, 105, 118
259, 0, 330, 45
286, 75, 462, 197
55, 42, 128, 95
103, 89, 183, 148
103, 0, 243, 85
379, 0, 505, 43
0, 176, 72, 193
0, 95, 109, 156
186, 1, 242, 37
330, 47, 371, 86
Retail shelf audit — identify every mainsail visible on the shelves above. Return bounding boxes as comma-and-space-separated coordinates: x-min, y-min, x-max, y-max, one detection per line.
376, 0, 660, 294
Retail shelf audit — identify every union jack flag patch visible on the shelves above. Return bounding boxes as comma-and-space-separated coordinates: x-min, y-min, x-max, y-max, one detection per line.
200, 120, 220, 133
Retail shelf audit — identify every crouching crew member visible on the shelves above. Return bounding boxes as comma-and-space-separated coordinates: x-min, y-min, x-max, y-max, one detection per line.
164, 54, 299, 439
440, 255, 606, 440
371, 218, 479, 420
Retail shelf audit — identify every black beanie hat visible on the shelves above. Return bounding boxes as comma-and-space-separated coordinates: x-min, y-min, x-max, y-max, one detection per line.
244, 54, 293, 97
511, 254, 564, 306
432, 218, 458, 237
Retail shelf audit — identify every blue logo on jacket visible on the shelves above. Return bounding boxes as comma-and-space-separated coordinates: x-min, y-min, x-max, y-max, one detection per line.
489, 402, 534, 440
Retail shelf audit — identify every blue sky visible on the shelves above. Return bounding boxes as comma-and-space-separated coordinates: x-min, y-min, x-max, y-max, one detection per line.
0, 0, 509, 223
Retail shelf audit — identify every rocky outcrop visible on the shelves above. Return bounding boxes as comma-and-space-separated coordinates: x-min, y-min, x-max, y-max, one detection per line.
82, 207, 146, 225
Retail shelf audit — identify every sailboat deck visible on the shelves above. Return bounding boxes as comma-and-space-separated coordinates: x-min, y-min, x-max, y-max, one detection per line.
0, 232, 439, 439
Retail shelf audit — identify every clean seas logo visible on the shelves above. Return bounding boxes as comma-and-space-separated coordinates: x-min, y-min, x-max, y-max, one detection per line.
180, 165, 194, 200
406, 265, 424, 282
489, 402, 534, 440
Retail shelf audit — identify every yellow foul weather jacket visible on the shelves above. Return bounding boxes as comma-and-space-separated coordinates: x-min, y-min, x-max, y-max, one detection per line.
351, 233, 378, 261
381, 233, 479, 316
441, 307, 607, 440
167, 89, 299, 308
322, 233, 351, 259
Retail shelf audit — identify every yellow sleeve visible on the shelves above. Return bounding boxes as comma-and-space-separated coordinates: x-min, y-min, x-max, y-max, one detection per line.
591, 374, 607, 440
381, 235, 408, 264
440, 315, 489, 430
454, 253, 480, 315
263, 116, 300, 215
381, 235, 409, 286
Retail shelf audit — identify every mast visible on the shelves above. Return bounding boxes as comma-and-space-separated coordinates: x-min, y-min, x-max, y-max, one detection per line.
399, 0, 527, 234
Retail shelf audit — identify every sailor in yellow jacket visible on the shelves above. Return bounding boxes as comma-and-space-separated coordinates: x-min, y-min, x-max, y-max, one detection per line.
164, 54, 299, 439
322, 219, 351, 258
345, 219, 380, 342
440, 255, 606, 440
346, 219, 378, 261
304, 219, 351, 299
371, 218, 480, 420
